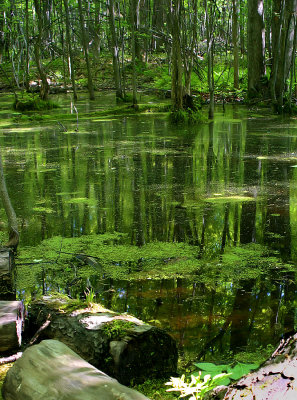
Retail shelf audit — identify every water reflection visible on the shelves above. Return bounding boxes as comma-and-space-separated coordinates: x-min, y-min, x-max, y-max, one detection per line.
1, 97, 297, 360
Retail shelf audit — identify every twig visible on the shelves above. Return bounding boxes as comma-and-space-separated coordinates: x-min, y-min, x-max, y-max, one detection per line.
0, 352, 23, 365
15, 261, 54, 266
57, 121, 67, 132
57, 250, 102, 260
29, 314, 51, 346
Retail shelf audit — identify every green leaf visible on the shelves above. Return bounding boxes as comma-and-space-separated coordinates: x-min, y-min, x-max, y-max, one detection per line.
194, 362, 229, 375
227, 363, 259, 380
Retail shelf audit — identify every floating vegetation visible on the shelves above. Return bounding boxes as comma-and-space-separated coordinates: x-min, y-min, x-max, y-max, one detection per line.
257, 154, 297, 162
66, 197, 97, 205
204, 195, 255, 203
16, 234, 295, 302
32, 207, 55, 214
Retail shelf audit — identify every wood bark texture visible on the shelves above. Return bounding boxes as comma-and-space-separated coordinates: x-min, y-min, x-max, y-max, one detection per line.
2, 339, 150, 400
209, 332, 297, 399
0, 301, 23, 353
28, 296, 178, 385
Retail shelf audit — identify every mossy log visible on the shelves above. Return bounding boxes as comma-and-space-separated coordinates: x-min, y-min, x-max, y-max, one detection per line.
0, 301, 23, 353
0, 248, 15, 301
28, 296, 178, 385
2, 339, 150, 400
208, 332, 297, 400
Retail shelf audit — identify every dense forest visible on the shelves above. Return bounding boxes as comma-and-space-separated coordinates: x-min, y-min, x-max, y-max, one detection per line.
0, 0, 296, 116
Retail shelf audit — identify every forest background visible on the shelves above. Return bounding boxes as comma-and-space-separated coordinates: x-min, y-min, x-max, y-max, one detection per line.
0, 0, 296, 117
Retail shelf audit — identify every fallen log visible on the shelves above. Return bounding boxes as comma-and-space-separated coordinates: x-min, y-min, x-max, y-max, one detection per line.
0, 301, 23, 353
0, 249, 15, 301
28, 296, 178, 385
207, 332, 297, 400
2, 339, 150, 400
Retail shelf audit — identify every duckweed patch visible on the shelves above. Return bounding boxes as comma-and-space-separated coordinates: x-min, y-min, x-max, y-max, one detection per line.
16, 234, 295, 301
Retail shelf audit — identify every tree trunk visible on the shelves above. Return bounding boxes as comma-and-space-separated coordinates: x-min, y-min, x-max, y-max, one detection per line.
205, 0, 214, 119
25, 0, 30, 91
232, 0, 239, 89
33, 0, 49, 101
0, 301, 23, 352
270, 0, 297, 111
2, 340, 149, 400
130, 0, 138, 106
108, 0, 123, 100
247, 0, 265, 98
28, 296, 178, 385
183, 0, 198, 96
78, 0, 95, 100
63, 0, 77, 100
171, 0, 183, 111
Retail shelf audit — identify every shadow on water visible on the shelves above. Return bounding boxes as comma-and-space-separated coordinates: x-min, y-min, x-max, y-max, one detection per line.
2, 94, 297, 361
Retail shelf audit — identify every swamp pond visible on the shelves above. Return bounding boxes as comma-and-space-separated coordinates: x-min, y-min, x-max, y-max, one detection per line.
1, 92, 297, 363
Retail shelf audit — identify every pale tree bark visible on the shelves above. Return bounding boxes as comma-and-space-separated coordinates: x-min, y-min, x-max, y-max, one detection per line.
0, 153, 19, 251
232, 0, 239, 89
130, 0, 138, 106
108, 0, 123, 100
247, 0, 265, 98
205, 0, 214, 119
183, 0, 198, 96
33, 0, 50, 101
171, 0, 183, 111
63, 0, 77, 101
78, 0, 95, 100
25, 0, 30, 91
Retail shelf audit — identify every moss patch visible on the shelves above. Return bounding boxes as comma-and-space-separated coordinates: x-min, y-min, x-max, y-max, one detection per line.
13, 95, 59, 112
0, 364, 12, 400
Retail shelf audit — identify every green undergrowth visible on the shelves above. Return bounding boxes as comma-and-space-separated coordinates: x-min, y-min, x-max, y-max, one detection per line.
13, 94, 59, 111
132, 379, 177, 400
169, 109, 206, 124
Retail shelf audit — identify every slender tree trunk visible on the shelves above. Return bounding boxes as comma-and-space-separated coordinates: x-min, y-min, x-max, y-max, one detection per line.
171, 0, 183, 111
205, 0, 214, 119
93, 0, 102, 58
25, 0, 30, 91
78, 0, 95, 100
63, 0, 77, 100
33, 0, 49, 100
130, 0, 138, 106
108, 0, 123, 100
239, 0, 245, 54
232, 0, 239, 89
0, 153, 19, 251
270, 0, 297, 111
247, 0, 265, 98
184, 0, 197, 96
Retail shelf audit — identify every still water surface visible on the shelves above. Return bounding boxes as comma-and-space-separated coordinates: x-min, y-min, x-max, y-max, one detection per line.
1, 93, 297, 361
